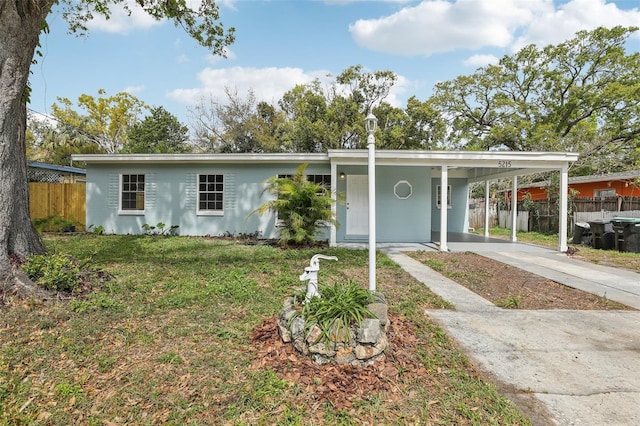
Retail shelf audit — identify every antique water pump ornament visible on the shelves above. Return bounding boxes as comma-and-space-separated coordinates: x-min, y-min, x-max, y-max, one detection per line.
299, 254, 338, 302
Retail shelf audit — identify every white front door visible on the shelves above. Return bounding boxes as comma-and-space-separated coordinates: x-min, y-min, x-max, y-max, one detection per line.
346, 175, 368, 235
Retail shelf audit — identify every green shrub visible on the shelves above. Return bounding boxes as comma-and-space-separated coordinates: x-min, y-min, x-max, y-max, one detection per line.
296, 280, 375, 346
88, 224, 105, 235
33, 215, 76, 232
142, 222, 179, 235
23, 253, 81, 292
250, 163, 340, 246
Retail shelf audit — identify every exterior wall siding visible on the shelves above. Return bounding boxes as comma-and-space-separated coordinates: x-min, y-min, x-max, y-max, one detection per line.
431, 178, 469, 233
85, 163, 331, 238
85, 161, 468, 243
335, 165, 432, 243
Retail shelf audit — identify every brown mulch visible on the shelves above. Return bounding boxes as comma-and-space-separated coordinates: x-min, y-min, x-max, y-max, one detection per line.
409, 251, 634, 310
246, 249, 629, 423
250, 312, 434, 412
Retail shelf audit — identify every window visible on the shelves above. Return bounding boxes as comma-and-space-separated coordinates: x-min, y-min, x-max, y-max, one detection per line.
275, 174, 331, 226
306, 174, 331, 192
198, 174, 224, 215
278, 174, 331, 193
436, 185, 452, 209
594, 188, 615, 199
121, 174, 145, 211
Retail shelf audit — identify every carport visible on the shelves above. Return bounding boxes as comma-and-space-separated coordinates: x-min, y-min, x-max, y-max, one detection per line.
328, 150, 580, 252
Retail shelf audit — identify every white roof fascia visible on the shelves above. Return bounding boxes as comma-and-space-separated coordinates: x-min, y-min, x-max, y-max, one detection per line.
72, 151, 580, 175
328, 149, 579, 167
466, 168, 560, 183
71, 153, 329, 164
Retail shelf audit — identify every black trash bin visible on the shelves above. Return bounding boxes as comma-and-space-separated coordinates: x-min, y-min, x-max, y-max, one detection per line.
610, 217, 640, 252
588, 219, 613, 249
573, 222, 591, 245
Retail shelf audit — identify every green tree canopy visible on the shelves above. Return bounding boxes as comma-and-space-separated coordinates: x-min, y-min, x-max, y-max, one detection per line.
26, 112, 105, 166
430, 26, 640, 174
190, 88, 285, 153
50, 90, 149, 153
123, 106, 191, 154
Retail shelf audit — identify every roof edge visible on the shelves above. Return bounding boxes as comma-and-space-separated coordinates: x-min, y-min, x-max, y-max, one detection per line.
71, 153, 329, 164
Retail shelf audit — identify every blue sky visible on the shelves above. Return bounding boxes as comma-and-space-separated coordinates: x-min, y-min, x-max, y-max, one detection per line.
28, 0, 640, 127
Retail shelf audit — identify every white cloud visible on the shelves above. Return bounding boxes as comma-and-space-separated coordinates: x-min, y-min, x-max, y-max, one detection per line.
325, 0, 411, 4
28, 110, 57, 128
215, 0, 238, 11
86, 0, 162, 33
387, 74, 411, 108
205, 47, 237, 64
463, 54, 500, 68
349, 0, 639, 56
511, 0, 640, 51
167, 66, 410, 109
349, 0, 542, 56
123, 86, 144, 95
167, 66, 332, 106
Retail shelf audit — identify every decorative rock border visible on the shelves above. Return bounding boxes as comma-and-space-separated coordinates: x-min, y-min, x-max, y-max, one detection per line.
277, 291, 389, 365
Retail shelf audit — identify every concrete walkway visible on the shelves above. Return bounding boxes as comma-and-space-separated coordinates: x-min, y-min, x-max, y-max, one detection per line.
383, 246, 640, 426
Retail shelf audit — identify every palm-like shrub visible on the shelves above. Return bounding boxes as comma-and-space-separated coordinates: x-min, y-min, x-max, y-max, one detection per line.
252, 163, 339, 246
298, 280, 375, 346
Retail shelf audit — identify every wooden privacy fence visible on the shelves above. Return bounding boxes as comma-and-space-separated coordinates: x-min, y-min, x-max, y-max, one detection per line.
29, 183, 86, 230
470, 196, 640, 234
572, 196, 640, 212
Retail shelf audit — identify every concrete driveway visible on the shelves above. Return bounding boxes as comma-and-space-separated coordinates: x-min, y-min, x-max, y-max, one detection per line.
384, 248, 640, 426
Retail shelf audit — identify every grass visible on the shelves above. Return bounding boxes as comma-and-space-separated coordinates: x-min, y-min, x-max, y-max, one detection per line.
480, 227, 640, 272
1, 235, 531, 425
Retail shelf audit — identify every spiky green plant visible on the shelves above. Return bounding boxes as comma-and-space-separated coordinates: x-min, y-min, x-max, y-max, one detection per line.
298, 280, 375, 346
250, 163, 340, 246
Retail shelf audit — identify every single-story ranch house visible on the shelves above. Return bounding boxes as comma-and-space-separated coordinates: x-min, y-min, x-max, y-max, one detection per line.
71, 150, 579, 251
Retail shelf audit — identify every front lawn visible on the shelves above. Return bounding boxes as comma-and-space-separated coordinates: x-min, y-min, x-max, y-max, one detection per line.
1, 235, 531, 425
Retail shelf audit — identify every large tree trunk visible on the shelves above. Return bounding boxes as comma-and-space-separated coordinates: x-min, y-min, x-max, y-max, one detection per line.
0, 1, 54, 298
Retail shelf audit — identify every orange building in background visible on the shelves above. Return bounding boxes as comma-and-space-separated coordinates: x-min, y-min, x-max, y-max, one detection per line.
515, 170, 640, 201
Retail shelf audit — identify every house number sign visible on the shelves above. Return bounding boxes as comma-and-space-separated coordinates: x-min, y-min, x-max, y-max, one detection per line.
498, 161, 512, 168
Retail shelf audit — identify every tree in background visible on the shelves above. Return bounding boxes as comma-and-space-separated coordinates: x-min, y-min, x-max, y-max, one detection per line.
374, 97, 446, 150
430, 26, 640, 174
278, 80, 332, 152
0, 0, 234, 297
190, 88, 285, 153
26, 111, 105, 165
51, 90, 148, 153
122, 106, 191, 154
191, 66, 406, 153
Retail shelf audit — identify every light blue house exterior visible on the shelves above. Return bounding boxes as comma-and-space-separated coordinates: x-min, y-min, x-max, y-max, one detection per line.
72, 150, 578, 250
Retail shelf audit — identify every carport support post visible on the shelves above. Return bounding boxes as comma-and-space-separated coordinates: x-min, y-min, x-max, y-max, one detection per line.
330, 161, 337, 247
440, 166, 448, 252
559, 165, 569, 252
484, 180, 490, 237
511, 176, 518, 242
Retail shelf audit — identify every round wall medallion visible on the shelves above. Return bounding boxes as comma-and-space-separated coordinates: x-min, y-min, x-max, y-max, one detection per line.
394, 180, 412, 200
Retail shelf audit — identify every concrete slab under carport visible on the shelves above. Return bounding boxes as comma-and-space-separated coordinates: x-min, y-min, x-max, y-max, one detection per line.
431, 231, 556, 253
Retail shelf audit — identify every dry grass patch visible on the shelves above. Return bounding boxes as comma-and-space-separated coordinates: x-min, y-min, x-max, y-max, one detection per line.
410, 251, 633, 310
